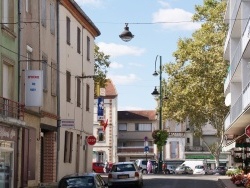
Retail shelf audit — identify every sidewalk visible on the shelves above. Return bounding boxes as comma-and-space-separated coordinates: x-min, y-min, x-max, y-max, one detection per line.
218, 176, 239, 188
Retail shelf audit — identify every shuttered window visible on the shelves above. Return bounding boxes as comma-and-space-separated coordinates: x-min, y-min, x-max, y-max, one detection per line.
87, 36, 90, 61
41, 0, 46, 27
77, 27, 81, 54
51, 62, 57, 96
50, 2, 55, 35
64, 131, 73, 163
86, 84, 90, 111
77, 78, 81, 107
66, 71, 71, 102
66, 17, 71, 45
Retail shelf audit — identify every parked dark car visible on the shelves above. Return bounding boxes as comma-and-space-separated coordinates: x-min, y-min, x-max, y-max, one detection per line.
58, 173, 108, 188
212, 166, 227, 175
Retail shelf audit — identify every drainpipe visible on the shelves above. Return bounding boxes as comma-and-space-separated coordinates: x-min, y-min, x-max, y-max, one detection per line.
56, 0, 61, 182
17, 0, 21, 187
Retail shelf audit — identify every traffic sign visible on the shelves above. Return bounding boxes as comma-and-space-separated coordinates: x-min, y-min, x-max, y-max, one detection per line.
144, 146, 149, 152
245, 125, 250, 137
87, 135, 96, 145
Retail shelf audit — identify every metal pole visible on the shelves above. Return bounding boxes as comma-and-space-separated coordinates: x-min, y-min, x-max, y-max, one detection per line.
158, 56, 163, 173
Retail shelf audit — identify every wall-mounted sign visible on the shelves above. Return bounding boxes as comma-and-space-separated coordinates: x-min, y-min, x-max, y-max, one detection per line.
25, 70, 43, 107
60, 119, 75, 128
97, 97, 104, 121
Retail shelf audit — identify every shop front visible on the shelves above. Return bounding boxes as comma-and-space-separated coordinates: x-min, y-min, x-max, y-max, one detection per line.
0, 125, 18, 188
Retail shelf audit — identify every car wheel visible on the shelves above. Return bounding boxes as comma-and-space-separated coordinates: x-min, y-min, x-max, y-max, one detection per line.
142, 169, 147, 174
165, 170, 170, 174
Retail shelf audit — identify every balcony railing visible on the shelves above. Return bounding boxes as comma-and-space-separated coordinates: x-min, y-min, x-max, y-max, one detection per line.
185, 146, 209, 152
117, 147, 153, 153
243, 81, 250, 110
0, 97, 24, 120
231, 94, 242, 123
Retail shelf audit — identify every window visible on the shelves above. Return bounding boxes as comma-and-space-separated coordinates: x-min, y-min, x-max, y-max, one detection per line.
77, 27, 81, 53
26, 45, 33, 70
41, 0, 46, 27
187, 138, 190, 144
50, 3, 55, 35
135, 123, 152, 131
51, 62, 57, 96
97, 129, 104, 142
77, 78, 81, 107
86, 84, 90, 111
170, 141, 179, 159
118, 124, 127, 131
98, 152, 104, 162
42, 55, 48, 91
2, 0, 14, 31
66, 17, 71, 45
64, 131, 73, 163
66, 71, 71, 102
87, 36, 90, 61
26, 0, 31, 13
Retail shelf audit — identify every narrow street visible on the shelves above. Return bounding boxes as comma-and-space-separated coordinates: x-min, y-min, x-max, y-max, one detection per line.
102, 174, 225, 188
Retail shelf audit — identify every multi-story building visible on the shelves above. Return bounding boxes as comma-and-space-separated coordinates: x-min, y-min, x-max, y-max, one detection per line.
117, 110, 157, 162
19, 0, 59, 186
0, 1, 25, 187
165, 119, 230, 169
1, 0, 99, 187
57, 0, 100, 180
93, 79, 118, 163
223, 0, 250, 167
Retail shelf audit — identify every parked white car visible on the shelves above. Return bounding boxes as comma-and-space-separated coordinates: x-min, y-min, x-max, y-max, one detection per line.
193, 165, 206, 175
108, 161, 143, 188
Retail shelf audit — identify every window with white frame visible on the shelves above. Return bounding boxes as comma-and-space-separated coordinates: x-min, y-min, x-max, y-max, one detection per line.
97, 152, 104, 162
118, 124, 127, 131
2, 0, 14, 31
26, 0, 31, 13
135, 123, 152, 131
97, 129, 105, 142
26, 45, 33, 70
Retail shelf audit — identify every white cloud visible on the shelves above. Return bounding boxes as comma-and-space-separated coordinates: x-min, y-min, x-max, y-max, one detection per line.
107, 74, 140, 85
74, 0, 102, 7
97, 42, 146, 58
110, 61, 123, 69
152, 8, 201, 31
128, 62, 143, 67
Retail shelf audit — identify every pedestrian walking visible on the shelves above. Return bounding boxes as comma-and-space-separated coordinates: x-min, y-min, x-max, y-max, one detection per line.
103, 160, 109, 173
147, 159, 152, 174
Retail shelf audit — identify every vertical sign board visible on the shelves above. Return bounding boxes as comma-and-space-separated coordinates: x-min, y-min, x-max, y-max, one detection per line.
25, 70, 43, 107
245, 125, 250, 137
97, 97, 104, 121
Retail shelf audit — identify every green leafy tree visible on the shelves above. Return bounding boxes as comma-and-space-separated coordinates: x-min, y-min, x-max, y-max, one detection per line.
94, 45, 111, 95
152, 130, 168, 151
162, 0, 229, 167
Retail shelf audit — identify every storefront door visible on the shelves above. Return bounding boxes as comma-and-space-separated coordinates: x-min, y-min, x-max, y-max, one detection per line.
0, 141, 14, 188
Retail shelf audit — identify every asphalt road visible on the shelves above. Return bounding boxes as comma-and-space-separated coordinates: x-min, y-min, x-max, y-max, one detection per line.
102, 174, 225, 188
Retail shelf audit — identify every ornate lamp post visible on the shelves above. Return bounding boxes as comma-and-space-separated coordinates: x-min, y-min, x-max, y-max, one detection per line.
151, 55, 163, 173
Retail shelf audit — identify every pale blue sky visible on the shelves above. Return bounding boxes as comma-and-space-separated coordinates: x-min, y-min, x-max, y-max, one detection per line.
75, 0, 204, 110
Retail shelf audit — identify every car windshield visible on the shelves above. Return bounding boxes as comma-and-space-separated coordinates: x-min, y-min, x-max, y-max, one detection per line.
111, 164, 136, 172
59, 176, 95, 188
195, 165, 204, 169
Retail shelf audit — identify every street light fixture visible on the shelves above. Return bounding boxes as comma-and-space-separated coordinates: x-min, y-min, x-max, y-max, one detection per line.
119, 23, 134, 42
151, 55, 163, 173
